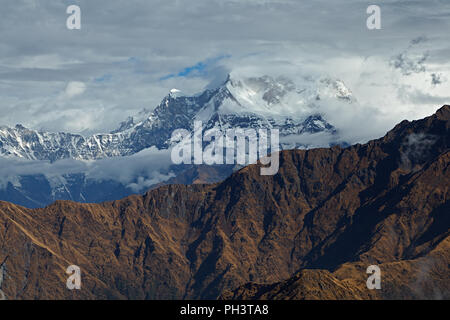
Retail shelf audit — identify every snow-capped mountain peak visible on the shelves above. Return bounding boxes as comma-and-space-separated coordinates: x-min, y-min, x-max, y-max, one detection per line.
169, 88, 183, 98
0, 73, 353, 161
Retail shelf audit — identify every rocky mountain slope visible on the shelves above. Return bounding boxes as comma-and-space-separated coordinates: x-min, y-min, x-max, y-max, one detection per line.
0, 105, 448, 300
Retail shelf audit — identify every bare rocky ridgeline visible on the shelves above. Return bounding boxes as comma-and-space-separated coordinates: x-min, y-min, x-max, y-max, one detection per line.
0, 105, 448, 300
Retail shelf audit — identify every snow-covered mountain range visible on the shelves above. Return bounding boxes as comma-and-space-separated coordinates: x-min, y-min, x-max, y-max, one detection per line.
0, 74, 354, 207
0, 75, 352, 161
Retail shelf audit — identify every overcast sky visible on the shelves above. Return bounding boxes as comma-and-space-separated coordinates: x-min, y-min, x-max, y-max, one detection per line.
0, 0, 449, 137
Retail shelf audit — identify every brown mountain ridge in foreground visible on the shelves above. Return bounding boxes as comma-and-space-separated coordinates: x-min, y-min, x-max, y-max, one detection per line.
0, 105, 449, 300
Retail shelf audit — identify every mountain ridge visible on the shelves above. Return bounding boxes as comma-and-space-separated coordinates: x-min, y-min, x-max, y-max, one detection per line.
0, 105, 448, 299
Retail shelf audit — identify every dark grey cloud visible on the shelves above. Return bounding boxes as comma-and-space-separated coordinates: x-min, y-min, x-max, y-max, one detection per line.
390, 37, 430, 75
411, 36, 428, 45
431, 73, 444, 86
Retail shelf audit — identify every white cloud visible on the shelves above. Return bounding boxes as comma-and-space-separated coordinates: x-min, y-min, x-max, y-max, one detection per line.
0, 146, 175, 192
65, 81, 86, 98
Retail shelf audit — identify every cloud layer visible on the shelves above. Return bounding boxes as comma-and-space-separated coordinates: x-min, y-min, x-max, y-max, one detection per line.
0, 147, 174, 192
0, 0, 449, 138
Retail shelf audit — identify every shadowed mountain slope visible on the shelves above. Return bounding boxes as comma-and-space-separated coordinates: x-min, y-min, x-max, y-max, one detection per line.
0, 106, 448, 300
